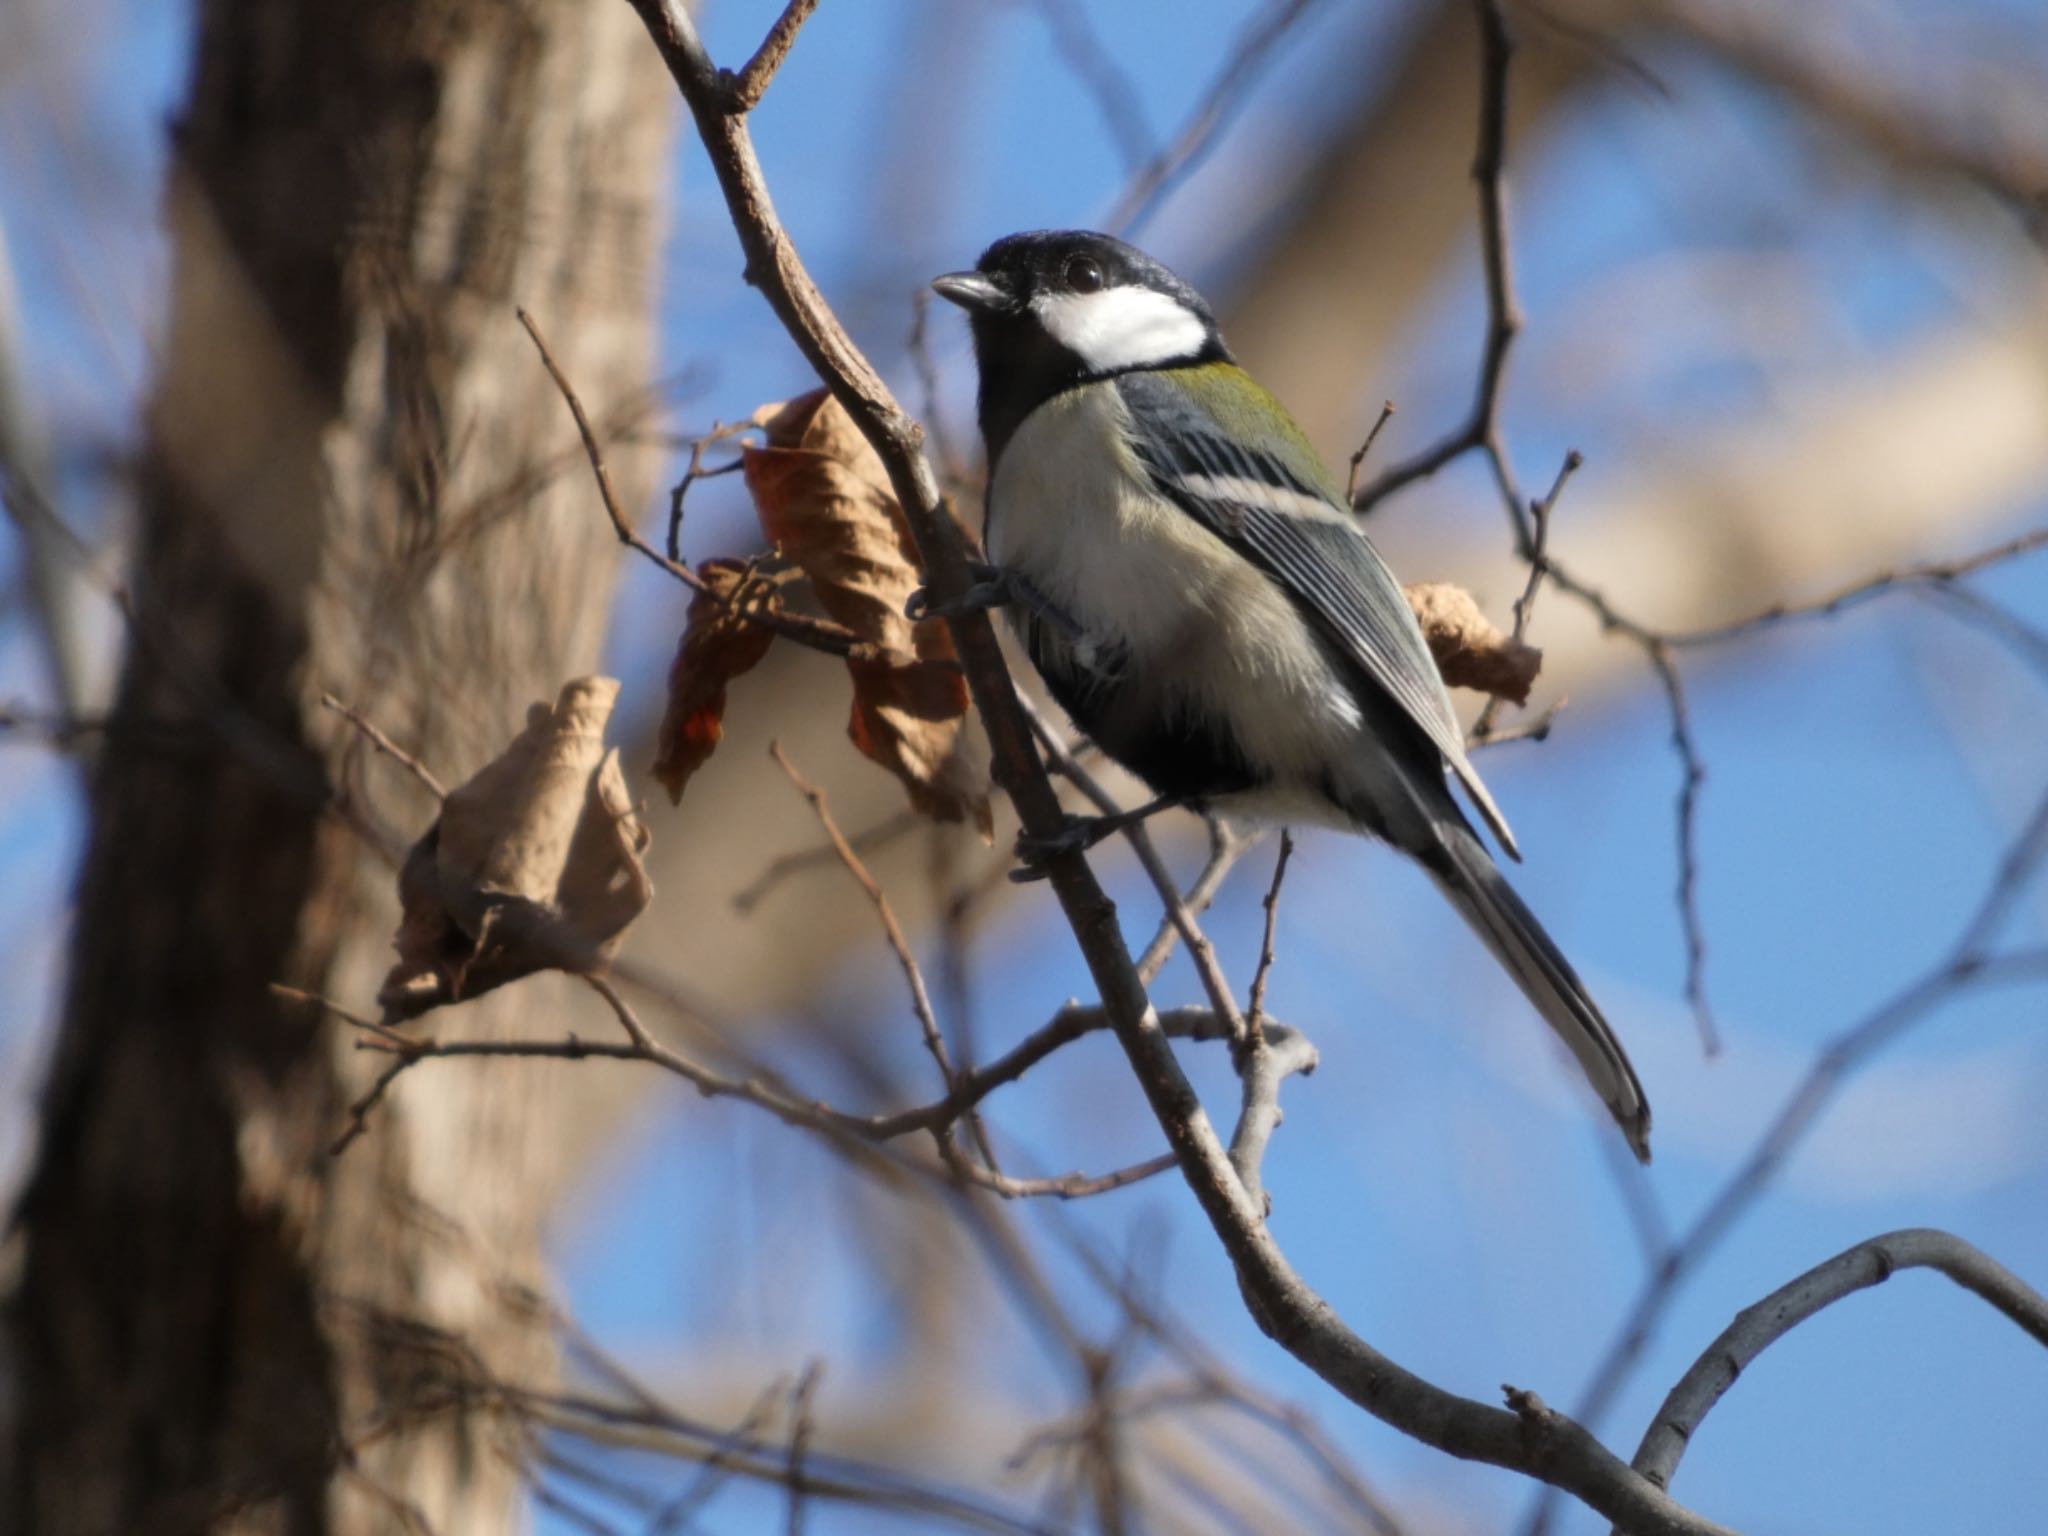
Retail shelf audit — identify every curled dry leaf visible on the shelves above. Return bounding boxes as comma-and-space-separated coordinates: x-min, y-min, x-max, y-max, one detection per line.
651, 558, 780, 803
745, 388, 991, 837
379, 676, 654, 1023
1403, 582, 1543, 706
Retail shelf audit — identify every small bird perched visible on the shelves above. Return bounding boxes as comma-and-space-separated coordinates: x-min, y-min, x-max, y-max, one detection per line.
928, 228, 1652, 1162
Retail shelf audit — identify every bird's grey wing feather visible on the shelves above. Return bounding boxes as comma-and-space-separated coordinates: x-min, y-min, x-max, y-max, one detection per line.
1115, 372, 1519, 857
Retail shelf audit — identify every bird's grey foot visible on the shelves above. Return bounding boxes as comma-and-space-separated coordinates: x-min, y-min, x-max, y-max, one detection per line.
906, 562, 1086, 648
905, 561, 1007, 623
1008, 795, 1191, 883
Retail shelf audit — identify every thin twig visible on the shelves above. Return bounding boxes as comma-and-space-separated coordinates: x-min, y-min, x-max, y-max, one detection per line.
516, 306, 867, 659
1513, 537, 1723, 1057
768, 740, 998, 1170
1024, 0, 1156, 174
646, 1376, 792, 1534
1352, 0, 1523, 525
1137, 817, 1255, 985
1914, 583, 2048, 684
1244, 832, 1294, 1046
770, 741, 957, 1096
1060, 1239, 1412, 1536
1467, 452, 1578, 745
1521, 791, 2048, 1533
524, 1380, 1052, 1535
0, 704, 119, 750
1665, 523, 2048, 649
1018, 692, 1246, 1039
962, 1152, 1178, 1202
1104, 0, 1330, 235
1531, 521, 2047, 1075
1226, 1025, 1318, 1216
293, 964, 1239, 1177
732, 807, 925, 913
583, 973, 658, 1052
784, 1361, 822, 1536
321, 693, 448, 800
724, 0, 822, 113
666, 421, 754, 562
330, 1056, 417, 1156
1516, 451, 1580, 634
1468, 698, 1565, 751
1620, 1228, 2048, 1523
1646, 640, 1716, 1054
1345, 401, 1397, 502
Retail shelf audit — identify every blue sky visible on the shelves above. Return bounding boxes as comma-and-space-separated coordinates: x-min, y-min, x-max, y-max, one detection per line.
5, 2, 2046, 1533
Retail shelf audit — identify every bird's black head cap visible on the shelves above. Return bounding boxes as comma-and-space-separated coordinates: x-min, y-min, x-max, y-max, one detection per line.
933, 230, 1228, 464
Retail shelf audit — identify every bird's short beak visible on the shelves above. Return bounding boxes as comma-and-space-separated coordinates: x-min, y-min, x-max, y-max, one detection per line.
931, 271, 1011, 313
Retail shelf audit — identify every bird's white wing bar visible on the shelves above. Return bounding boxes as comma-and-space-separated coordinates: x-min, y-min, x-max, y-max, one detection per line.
1174, 472, 1347, 526
1116, 371, 1521, 858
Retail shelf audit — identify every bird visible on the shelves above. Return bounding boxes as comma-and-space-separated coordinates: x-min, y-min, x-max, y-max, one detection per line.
925, 228, 1652, 1162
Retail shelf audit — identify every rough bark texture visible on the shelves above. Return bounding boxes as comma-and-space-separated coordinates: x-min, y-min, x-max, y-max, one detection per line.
6, 2, 670, 1531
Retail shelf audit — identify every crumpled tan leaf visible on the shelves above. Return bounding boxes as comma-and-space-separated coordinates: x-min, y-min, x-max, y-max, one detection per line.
1403, 582, 1543, 706
744, 388, 991, 837
379, 676, 653, 1022
651, 558, 780, 804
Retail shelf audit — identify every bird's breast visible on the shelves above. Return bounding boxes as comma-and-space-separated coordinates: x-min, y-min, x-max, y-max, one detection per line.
986, 385, 1366, 793
989, 386, 1267, 654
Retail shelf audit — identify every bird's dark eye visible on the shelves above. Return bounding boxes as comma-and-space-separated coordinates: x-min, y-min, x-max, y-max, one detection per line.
1063, 255, 1105, 293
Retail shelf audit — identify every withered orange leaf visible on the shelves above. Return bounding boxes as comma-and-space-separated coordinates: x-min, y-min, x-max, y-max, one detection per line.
1403, 582, 1543, 706
651, 558, 780, 805
380, 677, 654, 1023
745, 389, 991, 836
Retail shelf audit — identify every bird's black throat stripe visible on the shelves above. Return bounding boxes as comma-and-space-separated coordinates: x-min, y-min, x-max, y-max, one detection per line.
976, 327, 1229, 471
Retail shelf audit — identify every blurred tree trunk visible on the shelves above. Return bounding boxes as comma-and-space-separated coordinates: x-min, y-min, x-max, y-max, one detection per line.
5, 2, 670, 1532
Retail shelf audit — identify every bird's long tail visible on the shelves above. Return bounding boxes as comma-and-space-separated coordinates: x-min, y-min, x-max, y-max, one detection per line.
1426, 820, 1653, 1162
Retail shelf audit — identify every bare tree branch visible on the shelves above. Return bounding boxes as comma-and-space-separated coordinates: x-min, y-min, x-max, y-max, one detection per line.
1665, 523, 2048, 649
1332, 0, 1733, 1052
1469, 447, 1582, 743
1018, 691, 1245, 1039
1344, 400, 1397, 502
520, 1384, 1056, 1536
1620, 1228, 2048, 1526
615, 4, 1745, 1528
1137, 819, 1257, 987
1244, 832, 1294, 1045
1351, 0, 1524, 527
1226, 1025, 1318, 1218
665, 419, 755, 562
322, 692, 448, 801
724, 0, 822, 113
1520, 784, 2048, 1535
769, 740, 969, 1128
518, 306, 871, 660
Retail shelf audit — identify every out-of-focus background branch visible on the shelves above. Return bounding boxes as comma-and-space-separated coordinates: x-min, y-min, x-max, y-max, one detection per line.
2, 0, 2046, 1532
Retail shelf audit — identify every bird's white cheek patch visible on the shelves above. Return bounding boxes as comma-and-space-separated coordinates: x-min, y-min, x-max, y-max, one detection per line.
1034, 286, 1207, 373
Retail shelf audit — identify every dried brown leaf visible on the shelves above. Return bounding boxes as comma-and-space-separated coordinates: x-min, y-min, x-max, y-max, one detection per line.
745, 388, 991, 836
379, 676, 654, 1022
651, 558, 779, 804
1404, 582, 1543, 706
